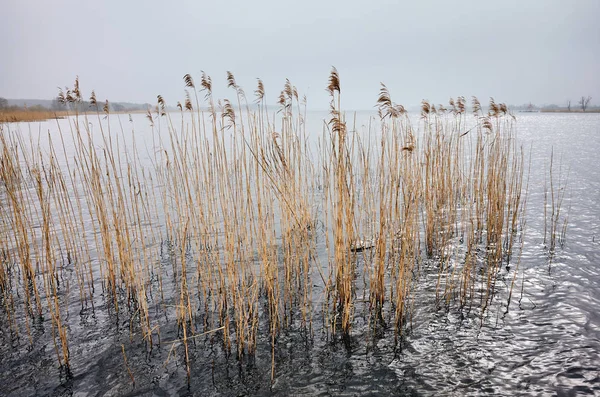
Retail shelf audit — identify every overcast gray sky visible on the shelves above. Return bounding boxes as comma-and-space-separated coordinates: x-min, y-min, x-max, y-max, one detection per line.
1, 0, 599, 110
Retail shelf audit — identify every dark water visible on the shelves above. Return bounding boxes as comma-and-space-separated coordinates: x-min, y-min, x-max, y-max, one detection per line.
1, 112, 599, 396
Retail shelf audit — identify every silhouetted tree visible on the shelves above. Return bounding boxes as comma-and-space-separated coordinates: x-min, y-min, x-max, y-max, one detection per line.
579, 96, 592, 112
0, 97, 8, 109
566, 100, 571, 112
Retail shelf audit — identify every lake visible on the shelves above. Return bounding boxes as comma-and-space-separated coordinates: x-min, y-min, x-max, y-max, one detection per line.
0, 109, 599, 396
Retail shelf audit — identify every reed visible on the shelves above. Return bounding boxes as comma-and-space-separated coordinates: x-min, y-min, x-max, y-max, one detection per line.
544, 148, 569, 254
0, 71, 547, 385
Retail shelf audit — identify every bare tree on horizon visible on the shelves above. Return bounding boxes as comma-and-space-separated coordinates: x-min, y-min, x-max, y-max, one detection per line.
579, 96, 592, 112
567, 99, 571, 112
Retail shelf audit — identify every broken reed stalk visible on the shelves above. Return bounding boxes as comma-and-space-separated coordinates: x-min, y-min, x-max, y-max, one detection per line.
121, 344, 135, 386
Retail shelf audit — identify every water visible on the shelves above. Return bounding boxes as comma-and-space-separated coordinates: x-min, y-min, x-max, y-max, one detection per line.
1, 112, 599, 396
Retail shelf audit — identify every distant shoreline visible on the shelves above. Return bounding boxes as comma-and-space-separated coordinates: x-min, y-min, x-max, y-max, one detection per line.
540, 109, 600, 113
0, 109, 147, 123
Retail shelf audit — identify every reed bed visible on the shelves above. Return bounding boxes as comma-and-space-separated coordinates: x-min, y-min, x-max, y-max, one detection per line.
0, 69, 536, 384
0, 109, 70, 123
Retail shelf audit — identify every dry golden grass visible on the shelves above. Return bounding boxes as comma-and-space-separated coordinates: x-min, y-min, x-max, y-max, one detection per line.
0, 109, 70, 123
0, 71, 552, 384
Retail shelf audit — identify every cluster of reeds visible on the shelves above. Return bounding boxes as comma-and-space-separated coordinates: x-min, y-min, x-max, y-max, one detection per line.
544, 149, 569, 255
0, 69, 537, 384
319, 82, 527, 338
0, 109, 70, 123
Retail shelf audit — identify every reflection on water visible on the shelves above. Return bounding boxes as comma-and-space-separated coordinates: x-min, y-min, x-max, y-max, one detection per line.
1, 112, 599, 396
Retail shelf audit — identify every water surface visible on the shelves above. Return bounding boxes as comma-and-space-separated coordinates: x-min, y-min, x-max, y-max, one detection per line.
1, 112, 599, 396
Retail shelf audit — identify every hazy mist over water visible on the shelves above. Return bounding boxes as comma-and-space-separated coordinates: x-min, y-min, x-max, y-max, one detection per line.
2, 0, 599, 110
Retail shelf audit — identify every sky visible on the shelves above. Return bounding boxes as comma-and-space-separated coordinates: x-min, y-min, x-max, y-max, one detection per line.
1, 0, 599, 110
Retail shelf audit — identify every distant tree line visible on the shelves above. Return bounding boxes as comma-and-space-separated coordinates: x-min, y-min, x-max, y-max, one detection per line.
0, 97, 54, 112
0, 96, 150, 113
564, 96, 593, 112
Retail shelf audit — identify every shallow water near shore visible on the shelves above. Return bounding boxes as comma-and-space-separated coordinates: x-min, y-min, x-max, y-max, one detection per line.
1, 111, 599, 396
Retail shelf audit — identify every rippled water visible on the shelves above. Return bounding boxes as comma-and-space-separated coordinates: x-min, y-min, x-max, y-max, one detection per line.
1, 112, 599, 396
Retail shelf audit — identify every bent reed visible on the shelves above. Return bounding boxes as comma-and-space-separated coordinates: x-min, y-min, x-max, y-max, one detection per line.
0, 69, 530, 382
